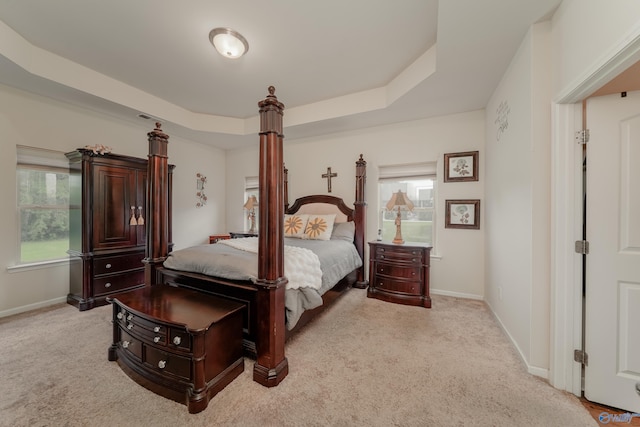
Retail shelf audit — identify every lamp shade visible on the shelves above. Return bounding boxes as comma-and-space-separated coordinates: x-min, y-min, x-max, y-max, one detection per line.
386, 190, 414, 211
209, 28, 249, 59
244, 195, 258, 210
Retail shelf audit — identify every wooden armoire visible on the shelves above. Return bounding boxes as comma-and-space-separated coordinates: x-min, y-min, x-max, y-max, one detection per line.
66, 149, 172, 310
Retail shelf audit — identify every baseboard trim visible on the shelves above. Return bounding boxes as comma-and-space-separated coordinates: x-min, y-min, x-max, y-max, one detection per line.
485, 300, 549, 380
0, 296, 67, 319
431, 289, 483, 301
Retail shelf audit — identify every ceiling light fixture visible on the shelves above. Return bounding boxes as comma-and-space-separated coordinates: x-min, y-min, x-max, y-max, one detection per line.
209, 27, 249, 59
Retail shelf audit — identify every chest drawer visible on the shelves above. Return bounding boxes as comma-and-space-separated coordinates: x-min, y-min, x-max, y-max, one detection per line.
93, 270, 144, 296
144, 345, 192, 381
94, 253, 145, 275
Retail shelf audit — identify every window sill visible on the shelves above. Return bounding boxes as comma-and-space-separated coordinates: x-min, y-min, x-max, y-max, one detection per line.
7, 257, 76, 273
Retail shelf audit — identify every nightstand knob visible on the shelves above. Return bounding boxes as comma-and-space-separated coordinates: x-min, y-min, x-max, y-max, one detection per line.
105, 282, 112, 288
158, 360, 166, 369
127, 314, 133, 321
153, 326, 161, 333
116, 312, 123, 320
380, 255, 385, 259
122, 340, 130, 348
105, 263, 112, 269
127, 323, 133, 330
173, 336, 182, 346
153, 336, 161, 343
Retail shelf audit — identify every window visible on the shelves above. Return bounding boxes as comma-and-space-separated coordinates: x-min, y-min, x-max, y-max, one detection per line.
17, 146, 72, 263
378, 162, 436, 248
244, 176, 259, 232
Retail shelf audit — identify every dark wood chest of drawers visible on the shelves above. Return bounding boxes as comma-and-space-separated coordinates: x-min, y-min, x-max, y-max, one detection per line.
367, 241, 432, 308
108, 285, 245, 413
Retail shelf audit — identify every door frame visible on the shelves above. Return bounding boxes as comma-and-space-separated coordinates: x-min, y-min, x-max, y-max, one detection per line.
550, 34, 640, 396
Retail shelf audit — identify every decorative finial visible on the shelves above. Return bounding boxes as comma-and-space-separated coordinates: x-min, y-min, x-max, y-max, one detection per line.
268, 86, 275, 96
155, 122, 162, 131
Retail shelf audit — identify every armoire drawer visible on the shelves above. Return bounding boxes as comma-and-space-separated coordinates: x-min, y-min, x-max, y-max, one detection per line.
94, 253, 145, 275
93, 270, 144, 296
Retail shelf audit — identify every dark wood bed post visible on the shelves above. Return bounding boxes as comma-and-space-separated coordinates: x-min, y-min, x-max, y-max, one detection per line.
144, 122, 170, 285
253, 86, 289, 387
354, 154, 368, 288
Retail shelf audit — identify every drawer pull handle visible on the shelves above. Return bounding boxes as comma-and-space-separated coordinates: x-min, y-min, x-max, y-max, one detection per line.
127, 314, 133, 321
380, 255, 385, 259
105, 263, 112, 269
158, 360, 166, 369
116, 312, 123, 320
380, 268, 384, 272
122, 340, 130, 349
412, 258, 417, 262
127, 323, 133, 330
153, 336, 161, 343
105, 282, 112, 288
153, 326, 161, 333
173, 336, 182, 346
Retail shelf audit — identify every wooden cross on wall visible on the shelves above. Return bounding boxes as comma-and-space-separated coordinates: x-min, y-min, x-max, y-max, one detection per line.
322, 167, 337, 193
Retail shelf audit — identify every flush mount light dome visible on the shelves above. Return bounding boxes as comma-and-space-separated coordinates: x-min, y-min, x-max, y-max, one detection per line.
209, 27, 249, 59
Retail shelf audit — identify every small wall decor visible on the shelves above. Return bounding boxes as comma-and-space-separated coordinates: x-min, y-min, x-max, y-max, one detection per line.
445, 199, 480, 229
196, 173, 207, 207
495, 100, 510, 141
321, 167, 337, 193
444, 151, 479, 182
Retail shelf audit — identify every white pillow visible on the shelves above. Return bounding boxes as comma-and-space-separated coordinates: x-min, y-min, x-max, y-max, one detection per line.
304, 214, 336, 240
284, 214, 309, 238
331, 221, 355, 242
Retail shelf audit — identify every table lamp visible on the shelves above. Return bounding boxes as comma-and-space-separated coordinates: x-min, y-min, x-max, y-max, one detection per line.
386, 190, 414, 244
243, 195, 258, 234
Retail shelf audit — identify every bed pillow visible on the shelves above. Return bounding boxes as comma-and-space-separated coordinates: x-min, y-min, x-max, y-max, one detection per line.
304, 214, 336, 240
284, 214, 309, 238
331, 221, 355, 242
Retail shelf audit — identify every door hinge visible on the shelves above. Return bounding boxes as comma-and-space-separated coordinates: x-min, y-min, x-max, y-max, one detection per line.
575, 129, 590, 145
575, 240, 589, 255
574, 349, 589, 366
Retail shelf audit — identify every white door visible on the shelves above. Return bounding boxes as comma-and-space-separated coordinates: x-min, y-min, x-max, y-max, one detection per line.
585, 91, 640, 412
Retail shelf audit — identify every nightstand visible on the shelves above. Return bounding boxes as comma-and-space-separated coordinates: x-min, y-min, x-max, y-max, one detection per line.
367, 241, 432, 308
229, 231, 258, 238
209, 234, 231, 243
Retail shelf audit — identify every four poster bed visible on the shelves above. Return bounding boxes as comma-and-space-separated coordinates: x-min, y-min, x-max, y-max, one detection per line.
143, 87, 367, 387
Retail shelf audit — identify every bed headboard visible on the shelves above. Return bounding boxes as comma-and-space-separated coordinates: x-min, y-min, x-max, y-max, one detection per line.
286, 195, 354, 222
283, 155, 367, 288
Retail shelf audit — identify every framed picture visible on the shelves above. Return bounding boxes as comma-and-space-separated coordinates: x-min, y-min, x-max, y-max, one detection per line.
445, 199, 480, 229
444, 151, 479, 182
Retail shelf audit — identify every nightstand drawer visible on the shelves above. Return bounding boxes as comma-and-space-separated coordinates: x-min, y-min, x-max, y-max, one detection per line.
373, 275, 420, 295
375, 263, 421, 280
374, 246, 425, 265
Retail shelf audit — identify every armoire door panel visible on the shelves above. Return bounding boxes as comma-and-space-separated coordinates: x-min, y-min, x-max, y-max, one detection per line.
93, 165, 138, 250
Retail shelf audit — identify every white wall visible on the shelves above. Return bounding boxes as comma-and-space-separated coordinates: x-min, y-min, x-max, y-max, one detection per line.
227, 111, 486, 299
484, 23, 552, 377
552, 0, 640, 101
0, 84, 226, 316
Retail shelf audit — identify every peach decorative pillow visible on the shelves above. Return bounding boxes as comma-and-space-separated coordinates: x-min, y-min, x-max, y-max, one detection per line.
304, 214, 336, 240
284, 214, 309, 238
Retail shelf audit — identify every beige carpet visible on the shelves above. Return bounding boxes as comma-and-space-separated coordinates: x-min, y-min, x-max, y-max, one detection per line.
0, 289, 596, 427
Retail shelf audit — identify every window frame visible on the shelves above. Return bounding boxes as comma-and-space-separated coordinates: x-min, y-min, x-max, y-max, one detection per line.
377, 162, 437, 252
16, 146, 72, 265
